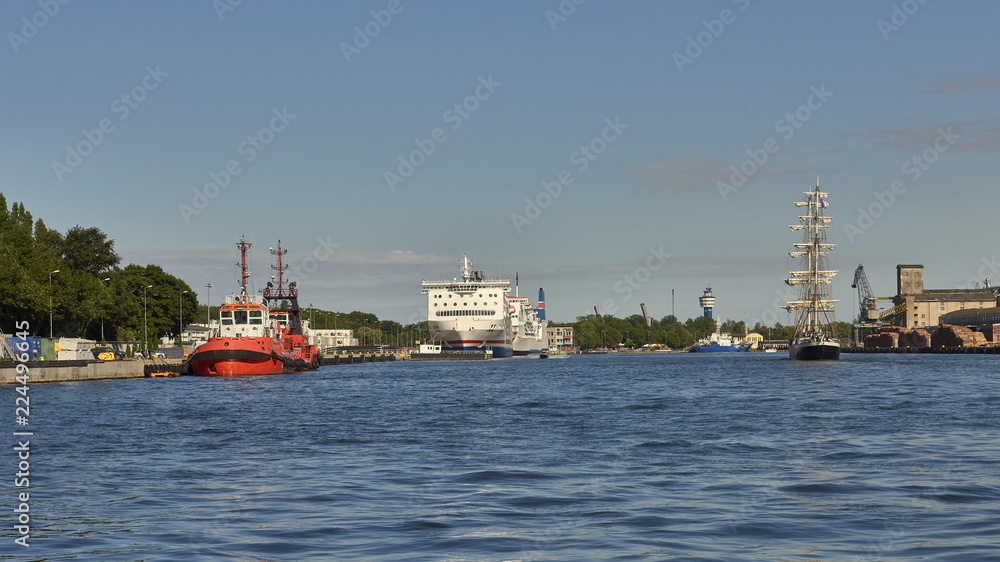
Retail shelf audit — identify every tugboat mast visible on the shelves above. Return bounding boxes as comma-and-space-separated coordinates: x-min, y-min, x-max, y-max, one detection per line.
236, 236, 252, 303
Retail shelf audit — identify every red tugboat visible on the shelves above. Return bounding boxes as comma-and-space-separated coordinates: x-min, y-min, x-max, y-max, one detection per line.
187, 237, 317, 376
262, 240, 319, 371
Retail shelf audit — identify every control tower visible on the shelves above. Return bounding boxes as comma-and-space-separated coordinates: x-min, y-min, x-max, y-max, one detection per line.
699, 287, 715, 319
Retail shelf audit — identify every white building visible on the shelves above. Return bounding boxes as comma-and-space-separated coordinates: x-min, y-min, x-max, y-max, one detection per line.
546, 325, 574, 352
310, 329, 358, 348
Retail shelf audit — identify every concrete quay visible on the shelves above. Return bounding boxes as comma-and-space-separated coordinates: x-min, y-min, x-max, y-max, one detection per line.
0, 359, 175, 384
321, 350, 404, 365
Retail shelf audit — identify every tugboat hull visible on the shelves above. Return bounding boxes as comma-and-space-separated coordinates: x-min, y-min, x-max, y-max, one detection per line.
188, 338, 296, 376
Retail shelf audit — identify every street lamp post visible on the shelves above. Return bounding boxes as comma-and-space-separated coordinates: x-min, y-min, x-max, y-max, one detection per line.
48, 269, 60, 338
601, 330, 606, 349
101, 277, 111, 343
179, 291, 188, 346
204, 283, 213, 326
142, 284, 153, 354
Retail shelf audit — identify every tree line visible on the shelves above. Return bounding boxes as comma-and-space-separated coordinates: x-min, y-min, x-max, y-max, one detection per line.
294, 308, 429, 347
0, 194, 198, 349
558, 313, 853, 349
0, 195, 436, 350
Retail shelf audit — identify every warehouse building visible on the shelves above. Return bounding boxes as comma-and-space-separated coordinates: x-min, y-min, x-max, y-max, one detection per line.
894, 265, 997, 328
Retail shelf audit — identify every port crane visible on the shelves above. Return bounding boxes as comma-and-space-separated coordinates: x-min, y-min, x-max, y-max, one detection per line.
851, 265, 881, 325
850, 264, 906, 344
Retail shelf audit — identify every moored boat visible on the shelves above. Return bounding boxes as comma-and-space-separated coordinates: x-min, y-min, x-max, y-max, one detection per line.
262, 240, 319, 370
689, 332, 752, 352
421, 255, 513, 357
187, 237, 315, 376
509, 285, 548, 356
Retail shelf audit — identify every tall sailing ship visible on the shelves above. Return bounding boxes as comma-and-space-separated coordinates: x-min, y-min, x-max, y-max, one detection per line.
782, 180, 841, 360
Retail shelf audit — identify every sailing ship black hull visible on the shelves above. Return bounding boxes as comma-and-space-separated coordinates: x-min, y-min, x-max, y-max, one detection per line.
789, 340, 841, 360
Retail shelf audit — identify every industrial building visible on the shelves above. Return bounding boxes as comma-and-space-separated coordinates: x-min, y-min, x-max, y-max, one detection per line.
893, 265, 997, 329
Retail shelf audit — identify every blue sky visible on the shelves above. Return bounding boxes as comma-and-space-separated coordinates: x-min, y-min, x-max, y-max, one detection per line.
4, 0, 999, 325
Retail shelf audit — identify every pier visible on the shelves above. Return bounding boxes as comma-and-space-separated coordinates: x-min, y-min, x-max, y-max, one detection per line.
1, 359, 151, 384
320, 346, 405, 365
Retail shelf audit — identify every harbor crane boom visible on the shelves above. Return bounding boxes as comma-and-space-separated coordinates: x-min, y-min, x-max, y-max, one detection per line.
851, 265, 880, 323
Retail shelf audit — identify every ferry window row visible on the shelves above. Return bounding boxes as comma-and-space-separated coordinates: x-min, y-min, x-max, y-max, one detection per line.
435, 310, 496, 317
432, 293, 501, 298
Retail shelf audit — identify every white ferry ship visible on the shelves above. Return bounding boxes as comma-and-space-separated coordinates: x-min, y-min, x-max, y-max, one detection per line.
509, 286, 548, 356
421, 256, 514, 357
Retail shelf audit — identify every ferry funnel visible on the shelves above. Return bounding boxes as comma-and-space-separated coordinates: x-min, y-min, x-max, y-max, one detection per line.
537, 288, 545, 321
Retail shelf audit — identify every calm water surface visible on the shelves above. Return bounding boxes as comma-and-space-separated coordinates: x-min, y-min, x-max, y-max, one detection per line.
5, 353, 1000, 560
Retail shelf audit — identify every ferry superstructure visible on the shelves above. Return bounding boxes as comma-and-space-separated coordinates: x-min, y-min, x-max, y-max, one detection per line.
509, 287, 548, 356
421, 255, 513, 357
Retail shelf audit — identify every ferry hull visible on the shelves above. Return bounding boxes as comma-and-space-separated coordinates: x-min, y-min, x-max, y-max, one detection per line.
789, 341, 841, 360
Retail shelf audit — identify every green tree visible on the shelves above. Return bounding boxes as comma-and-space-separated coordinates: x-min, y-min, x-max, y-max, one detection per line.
113, 264, 197, 349
685, 316, 716, 340
62, 225, 119, 275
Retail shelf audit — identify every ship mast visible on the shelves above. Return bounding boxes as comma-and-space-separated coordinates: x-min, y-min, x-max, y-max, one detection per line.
782, 179, 838, 336
262, 240, 298, 300
272, 240, 288, 295
236, 236, 252, 303
460, 254, 473, 282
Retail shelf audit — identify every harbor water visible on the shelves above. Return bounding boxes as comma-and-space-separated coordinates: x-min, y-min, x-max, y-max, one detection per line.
7, 353, 1000, 560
